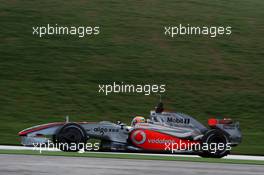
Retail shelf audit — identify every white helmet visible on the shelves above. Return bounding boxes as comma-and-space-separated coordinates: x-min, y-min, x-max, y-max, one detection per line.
131, 116, 145, 126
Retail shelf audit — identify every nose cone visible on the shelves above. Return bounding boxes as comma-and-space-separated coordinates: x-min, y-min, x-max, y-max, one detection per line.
18, 122, 64, 136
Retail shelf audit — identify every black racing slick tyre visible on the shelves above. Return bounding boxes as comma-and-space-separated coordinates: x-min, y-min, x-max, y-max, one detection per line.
199, 129, 230, 158
54, 123, 87, 152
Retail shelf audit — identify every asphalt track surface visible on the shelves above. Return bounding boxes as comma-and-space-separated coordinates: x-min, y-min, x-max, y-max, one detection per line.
0, 154, 264, 175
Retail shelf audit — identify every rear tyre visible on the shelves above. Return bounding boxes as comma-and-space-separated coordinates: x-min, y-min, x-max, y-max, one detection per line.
199, 129, 230, 158
54, 123, 87, 152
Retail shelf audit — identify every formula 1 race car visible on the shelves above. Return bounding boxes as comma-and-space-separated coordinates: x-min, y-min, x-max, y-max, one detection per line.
18, 102, 242, 158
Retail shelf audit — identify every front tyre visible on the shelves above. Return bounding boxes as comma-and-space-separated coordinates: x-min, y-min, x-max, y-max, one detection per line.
54, 123, 87, 152
199, 129, 230, 158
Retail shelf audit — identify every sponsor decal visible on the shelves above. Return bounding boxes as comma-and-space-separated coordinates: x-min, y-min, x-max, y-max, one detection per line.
131, 130, 146, 145
167, 117, 190, 124
93, 127, 119, 134
131, 129, 199, 150
148, 139, 175, 144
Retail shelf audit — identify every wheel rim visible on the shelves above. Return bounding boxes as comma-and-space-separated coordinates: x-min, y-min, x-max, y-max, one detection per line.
57, 127, 85, 151
206, 134, 228, 155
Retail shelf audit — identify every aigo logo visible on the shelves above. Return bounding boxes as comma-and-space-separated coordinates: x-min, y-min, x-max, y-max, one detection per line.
131, 130, 146, 145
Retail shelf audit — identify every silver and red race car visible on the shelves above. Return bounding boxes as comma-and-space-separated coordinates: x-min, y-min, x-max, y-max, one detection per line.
18, 102, 242, 158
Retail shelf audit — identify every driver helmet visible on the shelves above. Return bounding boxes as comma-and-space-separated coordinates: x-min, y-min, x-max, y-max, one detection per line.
131, 116, 145, 126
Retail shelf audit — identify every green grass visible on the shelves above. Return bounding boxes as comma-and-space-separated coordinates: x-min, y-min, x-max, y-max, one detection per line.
0, 0, 264, 155
0, 150, 264, 165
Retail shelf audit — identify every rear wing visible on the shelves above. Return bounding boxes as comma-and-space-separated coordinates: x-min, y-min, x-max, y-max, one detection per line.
207, 118, 242, 145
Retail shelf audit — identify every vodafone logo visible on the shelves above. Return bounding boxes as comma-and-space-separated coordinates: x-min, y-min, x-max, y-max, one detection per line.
131, 130, 146, 145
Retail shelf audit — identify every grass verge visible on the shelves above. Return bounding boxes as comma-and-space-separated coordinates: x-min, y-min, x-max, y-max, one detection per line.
0, 150, 263, 165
